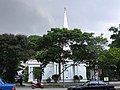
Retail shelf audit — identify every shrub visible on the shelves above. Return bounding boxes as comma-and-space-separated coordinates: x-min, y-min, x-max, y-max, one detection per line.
73, 75, 80, 82
79, 75, 83, 80
46, 77, 51, 83
52, 74, 59, 83
73, 75, 79, 80
23, 66, 28, 82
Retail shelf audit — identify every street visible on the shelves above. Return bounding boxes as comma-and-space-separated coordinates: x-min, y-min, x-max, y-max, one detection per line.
16, 87, 67, 90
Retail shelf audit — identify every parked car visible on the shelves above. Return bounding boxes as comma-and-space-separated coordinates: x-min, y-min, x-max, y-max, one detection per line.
67, 80, 116, 90
0, 78, 16, 90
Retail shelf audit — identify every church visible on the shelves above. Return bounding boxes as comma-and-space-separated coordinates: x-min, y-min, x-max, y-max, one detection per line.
27, 8, 87, 82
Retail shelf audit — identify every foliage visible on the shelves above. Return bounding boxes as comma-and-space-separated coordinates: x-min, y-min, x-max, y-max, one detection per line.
73, 75, 83, 80
28, 35, 41, 50
98, 48, 120, 80
73, 75, 79, 80
79, 75, 83, 80
71, 33, 108, 69
36, 28, 71, 77
0, 28, 108, 82
36, 28, 108, 80
98, 48, 120, 62
73, 75, 80, 82
109, 27, 120, 48
23, 66, 28, 82
46, 77, 51, 83
102, 26, 120, 80
0, 34, 32, 82
33, 67, 41, 80
52, 74, 59, 83
27, 35, 42, 59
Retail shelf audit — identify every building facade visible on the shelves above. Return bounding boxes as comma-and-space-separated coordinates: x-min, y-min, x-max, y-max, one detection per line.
27, 59, 87, 82
27, 8, 87, 82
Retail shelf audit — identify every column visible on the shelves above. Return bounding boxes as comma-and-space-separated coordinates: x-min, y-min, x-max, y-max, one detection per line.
28, 66, 33, 82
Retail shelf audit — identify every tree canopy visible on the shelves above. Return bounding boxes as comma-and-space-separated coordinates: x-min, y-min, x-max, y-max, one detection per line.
96, 26, 120, 80
0, 34, 32, 82
97, 47, 120, 80
0, 28, 108, 82
35, 28, 108, 78
109, 27, 120, 48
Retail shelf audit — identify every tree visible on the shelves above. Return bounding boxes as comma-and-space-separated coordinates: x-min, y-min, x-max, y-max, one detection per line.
0, 34, 32, 82
99, 26, 120, 80
28, 35, 41, 50
93, 26, 120, 80
71, 33, 108, 65
109, 26, 120, 48
98, 48, 120, 80
36, 28, 70, 82
27, 35, 42, 59
71, 33, 108, 80
35, 28, 108, 81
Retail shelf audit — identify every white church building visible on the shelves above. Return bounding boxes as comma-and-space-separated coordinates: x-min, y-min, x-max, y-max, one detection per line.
27, 60, 87, 82
27, 8, 87, 82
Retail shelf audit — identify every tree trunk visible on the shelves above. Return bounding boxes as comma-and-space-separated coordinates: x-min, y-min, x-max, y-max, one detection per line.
58, 59, 61, 78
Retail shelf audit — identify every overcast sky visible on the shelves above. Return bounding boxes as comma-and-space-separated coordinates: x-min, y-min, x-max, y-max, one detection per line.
0, 0, 120, 41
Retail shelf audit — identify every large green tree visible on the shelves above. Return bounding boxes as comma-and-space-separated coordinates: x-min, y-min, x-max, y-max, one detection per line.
35, 28, 108, 81
96, 26, 120, 80
97, 26, 120, 80
98, 47, 120, 80
109, 26, 120, 79
0, 34, 32, 82
36, 28, 71, 82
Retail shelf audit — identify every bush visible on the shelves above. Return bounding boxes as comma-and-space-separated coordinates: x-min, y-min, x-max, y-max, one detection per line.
52, 74, 59, 83
73, 75, 80, 82
73, 75, 79, 80
23, 66, 28, 82
46, 77, 51, 83
79, 75, 83, 80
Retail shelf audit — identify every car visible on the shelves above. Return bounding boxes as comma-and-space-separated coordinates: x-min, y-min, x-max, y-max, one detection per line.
67, 80, 116, 90
0, 78, 16, 90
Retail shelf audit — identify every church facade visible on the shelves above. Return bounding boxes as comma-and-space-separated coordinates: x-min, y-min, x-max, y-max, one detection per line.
27, 59, 87, 82
27, 8, 87, 82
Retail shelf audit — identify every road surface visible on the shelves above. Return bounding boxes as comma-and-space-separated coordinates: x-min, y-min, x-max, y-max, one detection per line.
16, 87, 67, 90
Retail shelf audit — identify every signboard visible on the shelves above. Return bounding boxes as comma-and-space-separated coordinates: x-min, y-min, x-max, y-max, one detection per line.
104, 77, 109, 81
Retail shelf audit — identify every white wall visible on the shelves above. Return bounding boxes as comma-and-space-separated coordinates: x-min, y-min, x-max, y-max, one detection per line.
27, 60, 87, 82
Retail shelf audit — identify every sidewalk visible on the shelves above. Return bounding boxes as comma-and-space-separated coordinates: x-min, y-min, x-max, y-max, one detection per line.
21, 81, 120, 89
110, 81, 120, 89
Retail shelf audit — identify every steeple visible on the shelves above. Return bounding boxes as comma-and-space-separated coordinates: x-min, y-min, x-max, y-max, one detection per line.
63, 8, 69, 29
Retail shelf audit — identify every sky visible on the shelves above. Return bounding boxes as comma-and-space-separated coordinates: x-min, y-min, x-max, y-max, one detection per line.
0, 0, 120, 42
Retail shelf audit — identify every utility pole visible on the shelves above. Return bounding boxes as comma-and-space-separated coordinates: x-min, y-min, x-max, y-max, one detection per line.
63, 63, 65, 87
94, 60, 99, 80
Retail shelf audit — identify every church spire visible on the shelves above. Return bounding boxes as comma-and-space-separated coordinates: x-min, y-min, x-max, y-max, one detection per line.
63, 8, 69, 29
